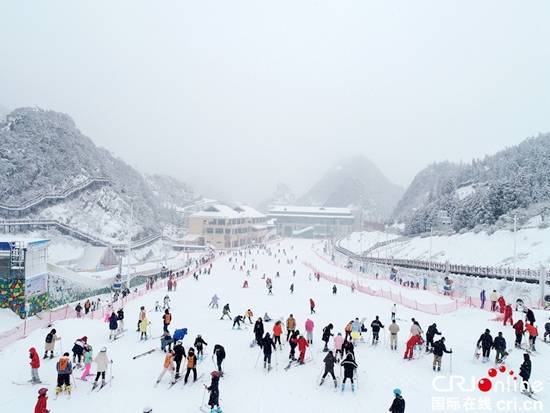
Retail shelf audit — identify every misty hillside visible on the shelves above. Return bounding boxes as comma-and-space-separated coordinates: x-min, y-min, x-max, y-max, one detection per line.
297, 156, 403, 220
0, 104, 9, 121
145, 174, 194, 208
258, 182, 296, 212
398, 133, 550, 235
0, 108, 192, 242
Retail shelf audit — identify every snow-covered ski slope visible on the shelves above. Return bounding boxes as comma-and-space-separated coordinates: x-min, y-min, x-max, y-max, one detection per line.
0, 239, 548, 413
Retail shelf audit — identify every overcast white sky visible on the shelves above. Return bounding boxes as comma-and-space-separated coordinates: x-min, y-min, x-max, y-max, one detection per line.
1, 1, 549, 204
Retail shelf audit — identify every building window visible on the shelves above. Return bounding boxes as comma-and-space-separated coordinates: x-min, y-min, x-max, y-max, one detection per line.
217, 219, 226, 225
225, 229, 230, 234
215, 228, 223, 234
206, 228, 214, 234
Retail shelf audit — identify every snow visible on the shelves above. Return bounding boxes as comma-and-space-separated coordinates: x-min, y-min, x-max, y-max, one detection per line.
339, 231, 400, 254
370, 227, 550, 268
0, 309, 22, 332
455, 184, 475, 200
0, 238, 548, 413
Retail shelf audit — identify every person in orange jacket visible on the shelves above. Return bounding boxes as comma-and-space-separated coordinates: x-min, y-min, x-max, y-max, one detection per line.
273, 320, 283, 349
503, 304, 513, 326
156, 350, 175, 385
525, 323, 538, 351
29, 347, 41, 384
34, 388, 49, 413
404, 334, 423, 360
294, 334, 309, 364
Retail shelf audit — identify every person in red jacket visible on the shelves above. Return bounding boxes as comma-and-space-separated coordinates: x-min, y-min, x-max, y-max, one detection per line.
34, 387, 49, 413
513, 320, 524, 348
404, 334, 423, 360
309, 298, 316, 315
498, 296, 506, 314
503, 304, 513, 326
29, 347, 41, 384
294, 334, 309, 364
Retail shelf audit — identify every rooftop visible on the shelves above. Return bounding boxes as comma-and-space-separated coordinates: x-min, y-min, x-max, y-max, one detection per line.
268, 205, 353, 215
190, 204, 266, 219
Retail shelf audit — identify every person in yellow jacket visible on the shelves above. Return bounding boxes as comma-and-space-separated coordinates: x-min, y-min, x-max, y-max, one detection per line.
140, 315, 149, 340
286, 314, 296, 342
156, 350, 175, 385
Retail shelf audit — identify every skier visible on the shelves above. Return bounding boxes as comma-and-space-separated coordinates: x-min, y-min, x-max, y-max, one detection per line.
309, 298, 316, 314
138, 306, 147, 331
370, 316, 384, 345
489, 290, 498, 312
55, 352, 73, 396
139, 314, 149, 340
220, 304, 232, 320
244, 309, 254, 324
156, 350, 176, 385
232, 315, 244, 329
163, 295, 171, 310
525, 323, 538, 351
525, 308, 536, 325
389, 320, 400, 350
410, 318, 423, 337
332, 285, 337, 295
173, 341, 186, 379
513, 319, 525, 348
117, 308, 125, 333
194, 335, 208, 359
544, 319, 550, 342
319, 350, 337, 388
480, 289, 486, 309
519, 353, 532, 395
75, 302, 83, 318
109, 312, 118, 340
286, 314, 296, 342
305, 318, 315, 344
173, 327, 188, 342
209, 294, 220, 309
288, 330, 300, 361
213, 344, 226, 373
340, 353, 358, 391
295, 334, 309, 364
404, 334, 423, 360
432, 337, 452, 371
253, 318, 265, 346
498, 295, 506, 313
34, 388, 49, 413
80, 344, 93, 380
344, 321, 353, 341
263, 312, 272, 322
261, 333, 276, 370
162, 309, 172, 333
161, 331, 173, 352
29, 347, 41, 384
425, 323, 441, 352
184, 347, 198, 384
493, 332, 506, 364
44, 329, 60, 359
503, 304, 513, 326
476, 329, 493, 363
92, 347, 111, 389
205, 371, 222, 413
321, 324, 334, 352
71, 336, 87, 367
273, 321, 283, 349
389, 388, 406, 413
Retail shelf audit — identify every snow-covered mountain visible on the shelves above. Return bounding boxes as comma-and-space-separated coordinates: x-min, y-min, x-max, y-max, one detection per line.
298, 156, 403, 220
0, 107, 192, 242
258, 182, 296, 212
394, 133, 550, 235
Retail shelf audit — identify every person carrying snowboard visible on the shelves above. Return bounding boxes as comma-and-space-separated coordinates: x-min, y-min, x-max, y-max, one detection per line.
286, 314, 296, 342
321, 324, 334, 352
29, 347, 41, 384
213, 344, 226, 373
55, 352, 73, 396
476, 329, 493, 363
370, 316, 384, 345
205, 371, 222, 413
389, 388, 405, 413
432, 337, 452, 371
92, 347, 111, 389
340, 353, 358, 391
261, 333, 276, 370
44, 329, 60, 359
389, 320, 400, 351
34, 388, 49, 413
194, 335, 208, 359
220, 304, 232, 320
184, 347, 198, 384
493, 332, 507, 364
320, 350, 337, 388
425, 323, 441, 352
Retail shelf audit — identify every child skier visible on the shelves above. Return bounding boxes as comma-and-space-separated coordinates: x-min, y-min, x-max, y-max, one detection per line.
184, 347, 198, 384
109, 312, 118, 340
80, 345, 93, 380
117, 308, 125, 333
139, 315, 149, 340
273, 321, 283, 349
245, 309, 254, 324
220, 304, 232, 320
305, 319, 314, 344
295, 334, 308, 364
370, 316, 384, 345
333, 333, 344, 360
493, 332, 507, 364
213, 344, 226, 373
288, 330, 300, 360
55, 352, 73, 396
29, 347, 41, 384
173, 341, 186, 379
320, 350, 337, 387
321, 324, 334, 352
34, 388, 49, 413
194, 335, 208, 359
389, 388, 405, 413
425, 323, 441, 352
44, 329, 60, 359
163, 295, 171, 310
340, 353, 358, 391
163, 309, 172, 333
232, 315, 244, 329
138, 306, 147, 331
205, 371, 222, 413
519, 353, 532, 395
92, 347, 111, 389
209, 294, 220, 308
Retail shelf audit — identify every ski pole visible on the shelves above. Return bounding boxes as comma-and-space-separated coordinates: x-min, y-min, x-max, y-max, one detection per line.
449, 352, 453, 375
110, 360, 113, 387
201, 385, 207, 408
71, 371, 77, 389
254, 347, 262, 368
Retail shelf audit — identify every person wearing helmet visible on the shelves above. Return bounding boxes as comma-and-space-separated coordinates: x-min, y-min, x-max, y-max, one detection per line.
205, 371, 222, 412
389, 388, 405, 412
34, 388, 49, 413
92, 347, 111, 390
